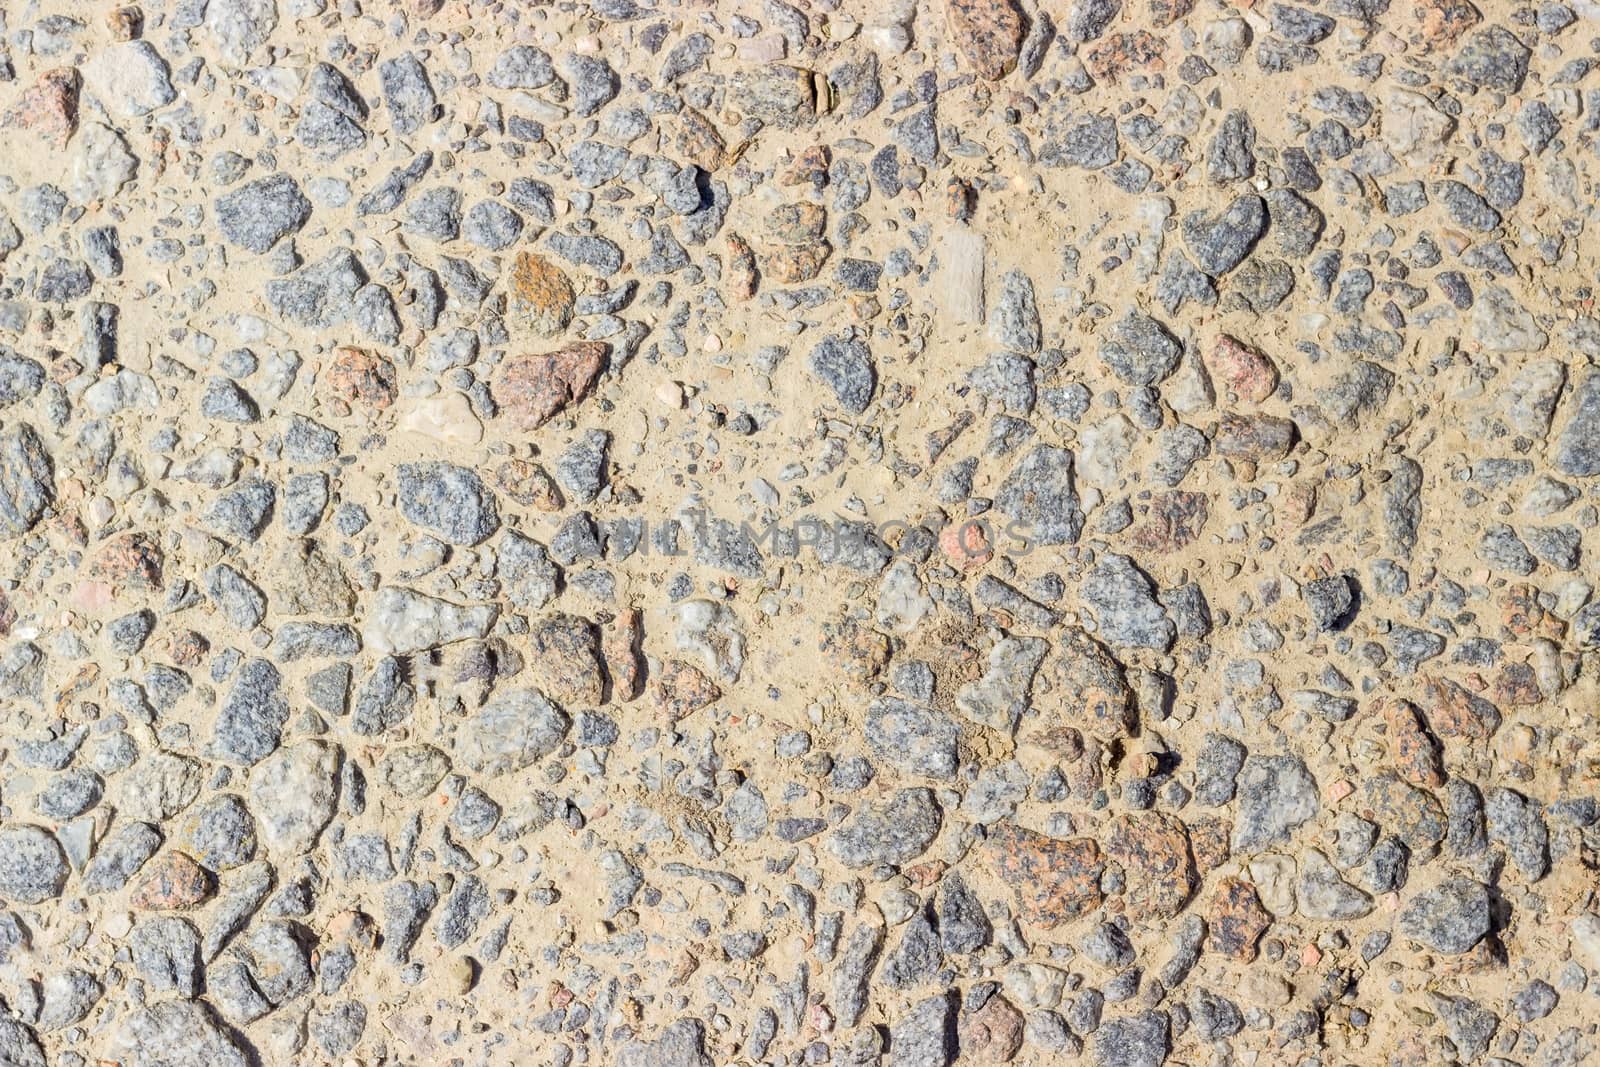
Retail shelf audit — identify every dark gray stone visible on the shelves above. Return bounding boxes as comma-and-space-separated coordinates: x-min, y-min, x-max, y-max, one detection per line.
808, 336, 876, 414
396, 461, 500, 546
1232, 755, 1319, 852
213, 658, 288, 765
1182, 194, 1267, 275
1098, 309, 1182, 385
214, 174, 311, 254
1398, 877, 1491, 954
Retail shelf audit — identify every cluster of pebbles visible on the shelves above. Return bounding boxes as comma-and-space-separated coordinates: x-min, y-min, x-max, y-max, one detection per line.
1, 0, 1600, 1064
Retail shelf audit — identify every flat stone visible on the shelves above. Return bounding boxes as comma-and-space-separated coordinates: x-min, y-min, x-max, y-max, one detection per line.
828, 788, 943, 868
1399, 877, 1491, 954
458, 688, 571, 777
947, 0, 1027, 80
1183, 194, 1266, 275
1107, 812, 1196, 919
249, 741, 341, 856
495, 342, 609, 429
363, 587, 497, 655
1232, 755, 1319, 853
395, 461, 500, 546
987, 823, 1103, 928
215, 173, 311, 254
0, 825, 68, 903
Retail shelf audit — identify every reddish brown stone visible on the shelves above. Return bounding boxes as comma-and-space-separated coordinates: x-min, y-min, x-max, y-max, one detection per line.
947, 178, 977, 223
495, 342, 608, 430
1042, 627, 1135, 739
602, 608, 644, 703
726, 233, 758, 301
781, 145, 831, 188
1023, 725, 1084, 761
940, 520, 993, 571
326, 909, 378, 948
325, 347, 397, 411
1421, 675, 1502, 739
1206, 335, 1279, 403
654, 659, 722, 720
959, 993, 1025, 1062
987, 823, 1103, 929
1214, 412, 1296, 460
1278, 482, 1318, 528
762, 203, 830, 285
87, 531, 164, 591
132, 852, 213, 910
1417, 0, 1481, 50
1187, 814, 1231, 870
1065, 736, 1106, 797
169, 630, 210, 668
1106, 811, 1196, 920
1085, 32, 1165, 82
767, 202, 827, 243
2, 69, 80, 149
507, 252, 575, 340
764, 243, 831, 284
493, 459, 563, 511
1129, 490, 1210, 553
528, 614, 604, 706
848, 293, 878, 321
946, 0, 1027, 80
1501, 584, 1564, 641
1491, 662, 1543, 706
1386, 698, 1445, 787
1207, 877, 1270, 962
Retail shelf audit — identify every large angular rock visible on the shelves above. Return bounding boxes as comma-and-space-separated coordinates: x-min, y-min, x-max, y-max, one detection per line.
1399, 877, 1491, 954
1081, 554, 1174, 651
1107, 812, 1196, 920
109, 1000, 249, 1067
865, 697, 961, 778
1182, 194, 1266, 275
1555, 370, 1600, 477
828, 788, 942, 868
947, 0, 1027, 80
395, 462, 500, 546
249, 741, 341, 856
214, 173, 311, 254
988, 823, 1103, 927
996, 445, 1084, 545
617, 1019, 714, 1067
955, 636, 1048, 734
213, 658, 288, 766
1232, 755, 1319, 852
808, 336, 876, 414
458, 688, 570, 777
495, 342, 608, 429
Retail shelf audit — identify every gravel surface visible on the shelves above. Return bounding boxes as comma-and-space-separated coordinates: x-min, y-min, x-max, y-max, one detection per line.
0, 1, 1598, 1065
